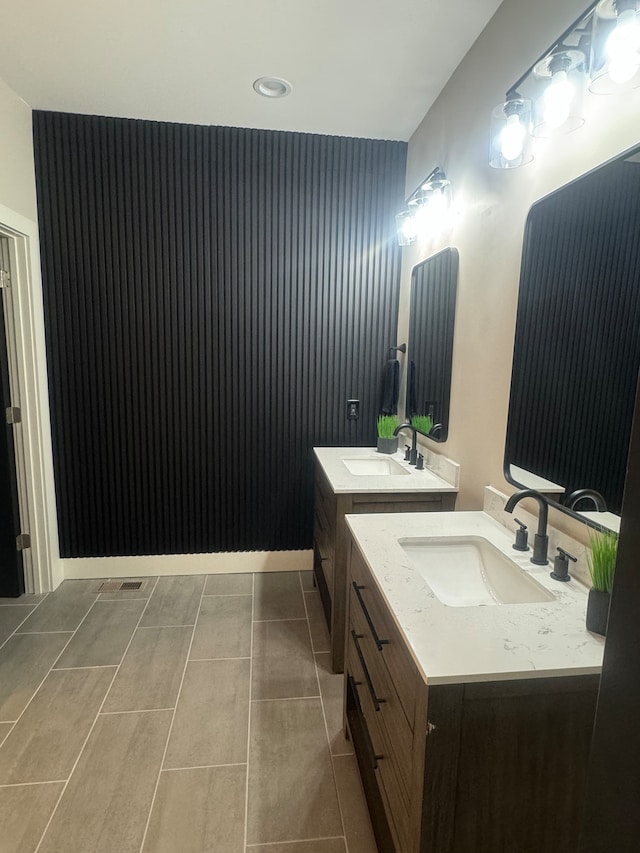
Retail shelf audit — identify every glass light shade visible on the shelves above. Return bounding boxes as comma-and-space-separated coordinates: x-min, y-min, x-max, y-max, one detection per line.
489, 99, 533, 169
395, 209, 417, 246
532, 50, 586, 137
408, 181, 452, 240
590, 1, 640, 93
398, 169, 452, 244
424, 187, 449, 217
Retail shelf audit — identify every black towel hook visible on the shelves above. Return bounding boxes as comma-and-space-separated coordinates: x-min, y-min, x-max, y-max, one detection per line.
388, 343, 406, 357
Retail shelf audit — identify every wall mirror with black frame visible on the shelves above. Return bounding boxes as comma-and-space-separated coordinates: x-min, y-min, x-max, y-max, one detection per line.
405, 247, 458, 443
504, 146, 640, 532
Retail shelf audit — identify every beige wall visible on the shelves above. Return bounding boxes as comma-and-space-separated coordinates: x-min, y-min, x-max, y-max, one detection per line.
400, 0, 640, 510
0, 76, 38, 221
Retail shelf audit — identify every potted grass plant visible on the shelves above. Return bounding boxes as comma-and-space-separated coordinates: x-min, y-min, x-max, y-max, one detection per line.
411, 414, 434, 435
586, 530, 617, 636
377, 415, 399, 454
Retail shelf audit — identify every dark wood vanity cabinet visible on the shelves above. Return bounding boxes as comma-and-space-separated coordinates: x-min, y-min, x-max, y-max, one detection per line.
313, 460, 456, 673
345, 541, 600, 853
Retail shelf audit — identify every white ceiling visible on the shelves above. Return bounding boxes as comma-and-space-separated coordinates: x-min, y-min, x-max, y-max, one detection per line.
0, 0, 502, 142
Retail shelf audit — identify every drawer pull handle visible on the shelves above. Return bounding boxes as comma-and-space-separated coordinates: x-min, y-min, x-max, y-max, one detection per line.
347, 675, 380, 770
352, 582, 389, 651
351, 630, 386, 712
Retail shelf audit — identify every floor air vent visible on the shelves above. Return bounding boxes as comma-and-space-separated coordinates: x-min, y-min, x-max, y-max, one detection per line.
96, 581, 144, 592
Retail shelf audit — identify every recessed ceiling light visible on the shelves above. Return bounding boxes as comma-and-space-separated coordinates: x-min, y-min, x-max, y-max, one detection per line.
253, 77, 293, 99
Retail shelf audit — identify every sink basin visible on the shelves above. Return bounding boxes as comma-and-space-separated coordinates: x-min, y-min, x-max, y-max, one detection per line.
398, 535, 555, 606
341, 456, 410, 476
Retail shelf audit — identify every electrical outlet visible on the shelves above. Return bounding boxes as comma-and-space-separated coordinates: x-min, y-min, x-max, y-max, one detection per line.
347, 399, 359, 420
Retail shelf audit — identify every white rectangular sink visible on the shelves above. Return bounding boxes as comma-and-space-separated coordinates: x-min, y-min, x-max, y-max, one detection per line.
341, 456, 410, 476
398, 535, 555, 607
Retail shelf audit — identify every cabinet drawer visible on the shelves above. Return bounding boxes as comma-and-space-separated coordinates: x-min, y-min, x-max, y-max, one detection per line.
316, 466, 333, 502
315, 545, 334, 592
347, 635, 412, 853
350, 601, 413, 801
351, 494, 443, 514
313, 491, 332, 548
314, 487, 336, 554
313, 508, 332, 561
350, 544, 419, 727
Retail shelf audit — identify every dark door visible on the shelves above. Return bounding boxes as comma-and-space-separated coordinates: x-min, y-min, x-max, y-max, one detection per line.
578, 373, 640, 850
0, 240, 24, 597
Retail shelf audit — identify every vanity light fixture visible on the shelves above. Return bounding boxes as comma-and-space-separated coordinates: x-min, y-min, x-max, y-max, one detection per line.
395, 167, 452, 246
489, 0, 639, 169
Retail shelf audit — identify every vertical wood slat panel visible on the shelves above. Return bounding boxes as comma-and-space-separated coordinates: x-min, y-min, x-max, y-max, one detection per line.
506, 159, 640, 514
33, 112, 406, 557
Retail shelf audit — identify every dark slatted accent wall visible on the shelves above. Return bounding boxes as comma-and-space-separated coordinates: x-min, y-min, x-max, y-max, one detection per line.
506, 159, 640, 514
33, 112, 406, 557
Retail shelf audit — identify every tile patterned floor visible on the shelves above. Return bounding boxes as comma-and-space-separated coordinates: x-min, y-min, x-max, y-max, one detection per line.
0, 572, 378, 853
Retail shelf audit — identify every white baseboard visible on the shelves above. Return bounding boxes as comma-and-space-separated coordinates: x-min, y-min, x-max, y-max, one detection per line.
61, 550, 313, 581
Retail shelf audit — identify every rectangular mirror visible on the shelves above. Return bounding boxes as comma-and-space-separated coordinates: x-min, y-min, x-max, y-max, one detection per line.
406, 247, 458, 442
505, 146, 640, 530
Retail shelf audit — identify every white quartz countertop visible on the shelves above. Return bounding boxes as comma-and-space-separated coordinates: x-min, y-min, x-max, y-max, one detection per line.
577, 510, 621, 533
509, 464, 566, 495
345, 511, 604, 686
313, 446, 457, 494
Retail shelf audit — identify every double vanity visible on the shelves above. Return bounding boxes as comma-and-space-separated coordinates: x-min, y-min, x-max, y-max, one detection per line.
313, 445, 458, 673
313, 446, 605, 853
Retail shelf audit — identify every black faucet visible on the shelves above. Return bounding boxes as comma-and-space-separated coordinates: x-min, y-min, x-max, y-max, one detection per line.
394, 422, 419, 465
564, 489, 607, 512
504, 489, 550, 566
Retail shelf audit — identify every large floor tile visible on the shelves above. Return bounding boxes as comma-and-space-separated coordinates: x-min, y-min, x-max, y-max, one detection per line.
142, 765, 246, 853
164, 658, 250, 768
315, 653, 352, 756
0, 667, 115, 784
249, 840, 346, 853
252, 620, 319, 700
56, 580, 105, 595
0, 606, 36, 645
254, 572, 306, 621
0, 592, 47, 605
204, 573, 253, 595
140, 575, 204, 627
247, 698, 342, 845
38, 710, 172, 853
103, 626, 192, 712
98, 577, 156, 600
300, 570, 317, 591
15, 587, 96, 633
333, 754, 378, 853
0, 632, 72, 721
190, 595, 252, 660
54, 599, 146, 668
305, 591, 331, 653
0, 781, 64, 853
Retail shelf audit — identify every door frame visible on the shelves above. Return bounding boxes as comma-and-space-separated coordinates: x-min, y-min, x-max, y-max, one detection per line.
0, 233, 26, 594
0, 202, 61, 593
